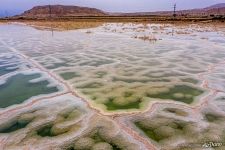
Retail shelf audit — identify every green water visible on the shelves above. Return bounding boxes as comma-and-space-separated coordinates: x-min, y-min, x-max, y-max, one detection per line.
0, 119, 32, 133
77, 82, 104, 89
95, 71, 107, 78
60, 72, 81, 80
46, 62, 70, 69
135, 122, 160, 142
0, 73, 59, 108
205, 113, 223, 122
105, 99, 140, 110
181, 78, 199, 84
89, 132, 121, 150
146, 85, 203, 104
68, 130, 122, 150
135, 120, 186, 142
145, 72, 185, 78
37, 110, 81, 137
37, 124, 56, 137
79, 59, 114, 67
112, 77, 170, 83
0, 64, 18, 76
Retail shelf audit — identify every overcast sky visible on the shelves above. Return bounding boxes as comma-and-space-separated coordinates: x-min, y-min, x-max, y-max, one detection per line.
0, 0, 225, 16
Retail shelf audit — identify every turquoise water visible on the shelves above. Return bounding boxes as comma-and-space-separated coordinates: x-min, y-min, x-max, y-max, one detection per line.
0, 120, 31, 133
0, 73, 59, 108
0, 64, 18, 76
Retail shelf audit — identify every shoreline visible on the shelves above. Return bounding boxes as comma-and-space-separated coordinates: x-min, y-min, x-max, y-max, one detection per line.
1, 15, 225, 23
0, 18, 224, 31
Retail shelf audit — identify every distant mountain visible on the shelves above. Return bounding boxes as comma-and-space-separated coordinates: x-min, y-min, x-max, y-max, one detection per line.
115, 3, 225, 16
13, 3, 225, 19
174, 4, 225, 16
205, 3, 225, 10
19, 5, 106, 18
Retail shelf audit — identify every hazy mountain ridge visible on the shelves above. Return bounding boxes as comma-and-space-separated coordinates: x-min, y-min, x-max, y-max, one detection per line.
117, 3, 225, 16
205, 3, 225, 10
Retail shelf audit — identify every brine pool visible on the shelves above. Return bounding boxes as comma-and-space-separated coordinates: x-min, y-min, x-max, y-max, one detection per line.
0, 23, 225, 150
0, 73, 59, 108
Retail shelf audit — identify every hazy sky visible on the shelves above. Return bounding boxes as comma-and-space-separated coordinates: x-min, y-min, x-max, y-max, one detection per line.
0, 0, 225, 16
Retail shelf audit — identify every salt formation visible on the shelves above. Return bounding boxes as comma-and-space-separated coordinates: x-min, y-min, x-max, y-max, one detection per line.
0, 94, 146, 150
0, 23, 225, 149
